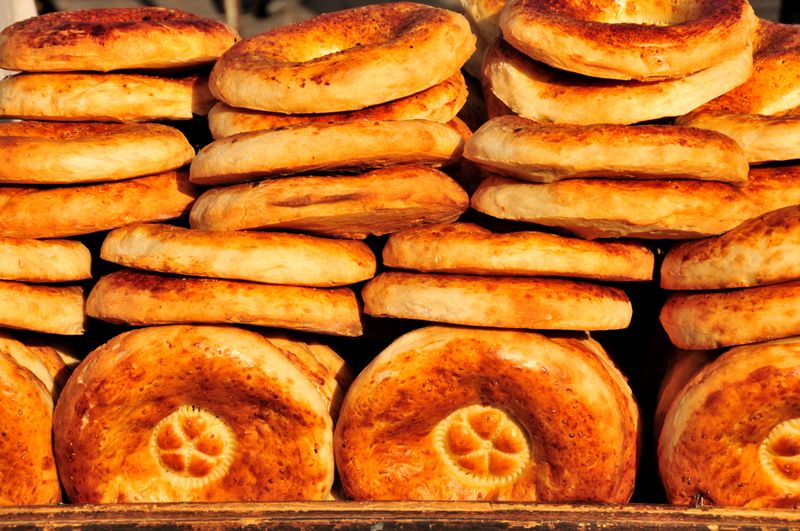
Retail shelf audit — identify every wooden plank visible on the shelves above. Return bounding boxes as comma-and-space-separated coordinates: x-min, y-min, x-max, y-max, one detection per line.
0, 502, 798, 529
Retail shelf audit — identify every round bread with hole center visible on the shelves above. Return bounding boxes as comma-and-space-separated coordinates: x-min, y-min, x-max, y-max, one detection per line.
464, 115, 748, 185
209, 3, 475, 113
54, 325, 334, 503
190, 120, 464, 186
335, 325, 638, 501
659, 336, 800, 507
101, 223, 375, 288
382, 223, 653, 281
0, 121, 194, 184
483, 38, 754, 125
0, 237, 90, 283
208, 71, 467, 139
87, 269, 362, 337
0, 170, 197, 239
362, 272, 632, 330
0, 7, 239, 72
500, 0, 757, 81
0, 281, 84, 335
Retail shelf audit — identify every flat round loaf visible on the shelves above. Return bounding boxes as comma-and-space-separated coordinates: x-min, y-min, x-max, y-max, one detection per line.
464, 115, 748, 184
208, 71, 467, 138
190, 165, 469, 239
458, 0, 504, 78
659, 336, 800, 507
335, 325, 639, 501
190, 120, 464, 186
0, 332, 68, 400
383, 223, 653, 281
0, 237, 90, 282
362, 272, 632, 330
0, 281, 84, 335
0, 350, 59, 504
0, 170, 197, 239
0, 73, 215, 122
0, 121, 194, 184
660, 282, 800, 349
484, 38, 753, 125
87, 269, 362, 337
209, 3, 475, 113
101, 223, 375, 287
54, 325, 333, 503
743, 165, 800, 216
0, 7, 239, 72
472, 176, 759, 240
500, 0, 757, 81
662, 206, 800, 290
262, 334, 353, 420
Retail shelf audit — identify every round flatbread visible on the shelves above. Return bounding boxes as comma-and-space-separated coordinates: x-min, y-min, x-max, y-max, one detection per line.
0, 170, 197, 239
190, 165, 469, 239
742, 164, 800, 216
190, 120, 464, 186
0, 7, 239, 72
101, 223, 375, 287
87, 269, 362, 337
0, 281, 85, 335
0, 121, 194, 184
0, 237, 90, 283
472, 176, 760, 240
362, 272, 632, 330
383, 223, 653, 281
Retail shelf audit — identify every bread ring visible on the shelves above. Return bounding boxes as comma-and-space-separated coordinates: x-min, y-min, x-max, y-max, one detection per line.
0, 349, 60, 504
362, 272, 632, 331
659, 336, 800, 507
661, 281, 800, 349
0, 281, 84, 335
743, 165, 800, 216
500, 0, 756, 81
190, 120, 464, 186
464, 115, 748, 185
0, 121, 194, 184
335, 325, 639, 501
472, 176, 759, 240
484, 38, 754, 125
87, 269, 362, 337
0, 73, 215, 122
54, 325, 334, 502
382, 223, 653, 281
208, 71, 467, 139
662, 206, 800, 291
209, 3, 475, 113
190, 166, 469, 239
0, 170, 197, 239
0, 7, 238, 72
101, 224, 375, 288
0, 237, 90, 283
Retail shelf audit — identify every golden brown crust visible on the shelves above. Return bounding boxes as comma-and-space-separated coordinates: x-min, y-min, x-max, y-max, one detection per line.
662, 206, 800, 290
0, 237, 91, 282
659, 336, 800, 507
383, 223, 653, 281
86, 269, 363, 337
464, 115, 748, 184
335, 325, 639, 501
0, 280, 85, 335
0, 7, 239, 72
208, 71, 467, 138
742, 164, 800, 216
484, 38, 754, 125
190, 120, 464, 186
660, 282, 800, 349
472, 176, 759, 240
0, 350, 59, 504
501, 0, 757, 81
101, 223, 375, 288
653, 348, 715, 441
0, 170, 197, 239
362, 272, 632, 330
189, 165, 469, 239
0, 73, 215, 122
0, 332, 68, 400
0, 121, 194, 184
54, 325, 334, 502
210, 3, 475, 113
